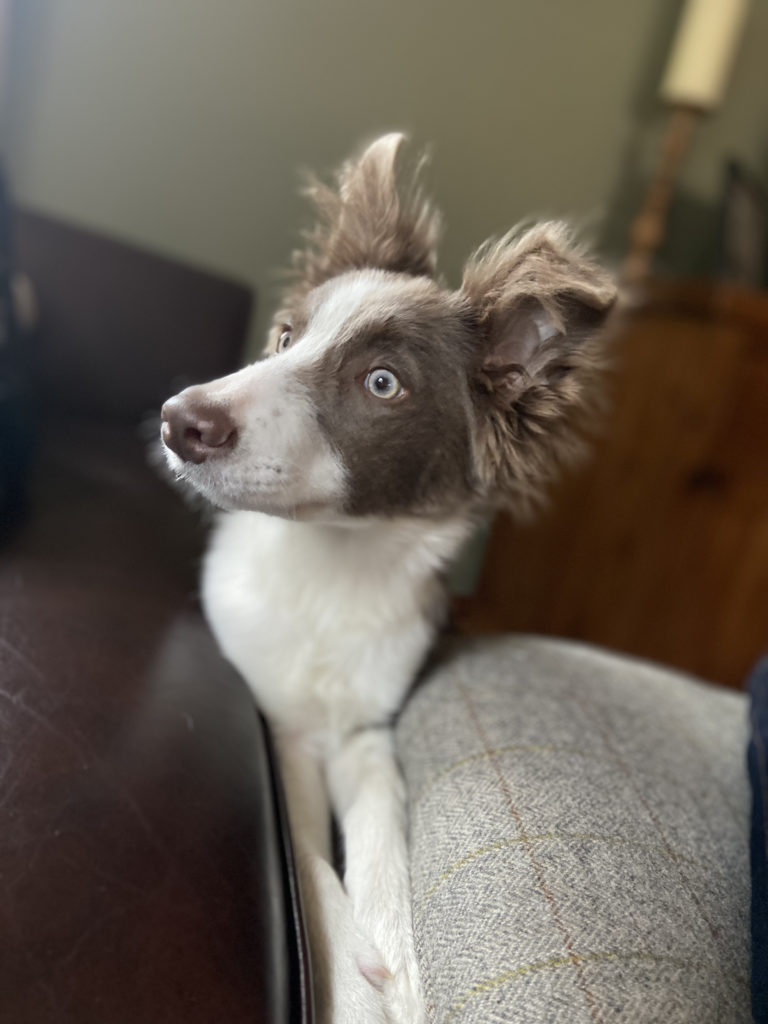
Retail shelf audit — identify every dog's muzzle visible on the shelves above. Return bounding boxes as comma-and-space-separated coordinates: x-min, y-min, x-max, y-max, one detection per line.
161, 389, 237, 464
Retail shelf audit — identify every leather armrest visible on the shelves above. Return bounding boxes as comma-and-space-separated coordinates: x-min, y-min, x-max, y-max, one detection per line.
0, 421, 310, 1023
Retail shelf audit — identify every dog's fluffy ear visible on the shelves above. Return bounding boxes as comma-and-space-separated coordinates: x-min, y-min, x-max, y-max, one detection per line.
288, 133, 441, 296
462, 222, 617, 513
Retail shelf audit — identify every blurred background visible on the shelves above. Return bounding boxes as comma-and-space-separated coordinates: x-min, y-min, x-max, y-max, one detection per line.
2, 7, 767, 1019
1, 0, 768, 689
1, 0, 767, 346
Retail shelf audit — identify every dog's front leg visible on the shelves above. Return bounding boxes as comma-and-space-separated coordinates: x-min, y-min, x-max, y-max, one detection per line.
274, 732, 393, 1024
327, 728, 425, 1024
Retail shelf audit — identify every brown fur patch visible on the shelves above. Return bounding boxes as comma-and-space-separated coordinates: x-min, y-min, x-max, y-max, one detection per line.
271, 134, 440, 349
461, 223, 618, 515
296, 272, 478, 518
268, 138, 618, 521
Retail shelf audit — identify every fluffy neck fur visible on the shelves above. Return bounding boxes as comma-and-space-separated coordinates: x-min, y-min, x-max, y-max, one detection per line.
201, 509, 474, 743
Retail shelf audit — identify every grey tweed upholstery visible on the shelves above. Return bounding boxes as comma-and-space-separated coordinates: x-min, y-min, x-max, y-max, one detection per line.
396, 636, 750, 1024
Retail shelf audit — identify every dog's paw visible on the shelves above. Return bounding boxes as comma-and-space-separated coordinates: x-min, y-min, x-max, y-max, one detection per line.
381, 953, 425, 1024
349, 898, 425, 1023
326, 938, 394, 1024
356, 950, 393, 990
312, 862, 393, 1024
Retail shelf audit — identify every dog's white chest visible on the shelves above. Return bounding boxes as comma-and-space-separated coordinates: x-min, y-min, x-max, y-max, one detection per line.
200, 511, 462, 741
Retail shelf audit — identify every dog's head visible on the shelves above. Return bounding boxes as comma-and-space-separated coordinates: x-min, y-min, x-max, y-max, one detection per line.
161, 134, 616, 521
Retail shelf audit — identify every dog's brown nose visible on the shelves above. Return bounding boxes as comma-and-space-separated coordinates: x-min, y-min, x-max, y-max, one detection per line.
161, 392, 237, 464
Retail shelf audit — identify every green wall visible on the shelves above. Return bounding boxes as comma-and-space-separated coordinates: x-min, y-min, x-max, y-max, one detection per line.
4, 1, 767, 350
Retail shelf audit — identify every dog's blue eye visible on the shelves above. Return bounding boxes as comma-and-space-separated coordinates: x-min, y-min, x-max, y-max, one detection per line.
365, 368, 403, 400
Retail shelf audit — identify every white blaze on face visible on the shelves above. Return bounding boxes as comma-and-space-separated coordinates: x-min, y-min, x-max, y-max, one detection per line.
164, 269, 438, 517
291, 271, 401, 363
162, 355, 345, 517
164, 271, 404, 518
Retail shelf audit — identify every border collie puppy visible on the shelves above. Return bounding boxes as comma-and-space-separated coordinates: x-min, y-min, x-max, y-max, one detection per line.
161, 134, 616, 1024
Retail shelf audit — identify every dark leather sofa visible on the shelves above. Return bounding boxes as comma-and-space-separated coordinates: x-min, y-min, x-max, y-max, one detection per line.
0, 211, 310, 1024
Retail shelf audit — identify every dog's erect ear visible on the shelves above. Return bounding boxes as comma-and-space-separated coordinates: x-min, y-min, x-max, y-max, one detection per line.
288, 133, 441, 295
461, 222, 617, 513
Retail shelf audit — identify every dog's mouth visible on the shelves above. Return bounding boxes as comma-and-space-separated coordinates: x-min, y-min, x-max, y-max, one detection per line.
161, 425, 346, 522
160, 390, 286, 511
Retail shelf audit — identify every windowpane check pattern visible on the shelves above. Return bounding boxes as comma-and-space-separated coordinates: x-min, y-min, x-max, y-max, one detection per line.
397, 637, 751, 1024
